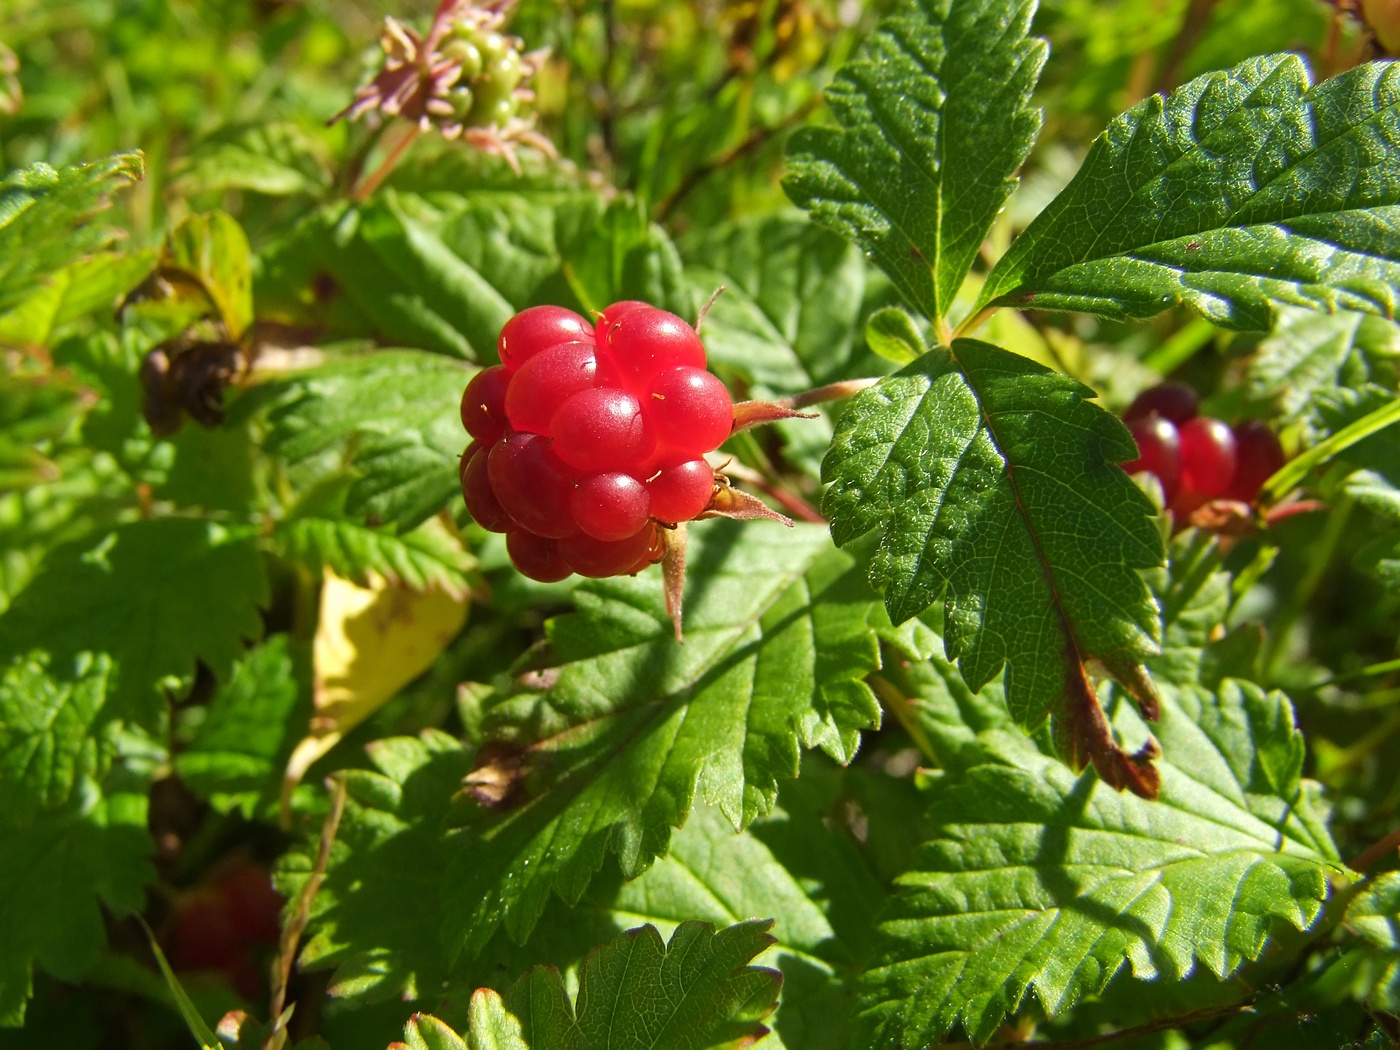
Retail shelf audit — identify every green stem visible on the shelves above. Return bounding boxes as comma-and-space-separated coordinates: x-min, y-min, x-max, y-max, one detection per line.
1260, 394, 1400, 504
1142, 316, 1216, 374
350, 123, 421, 202
868, 674, 940, 767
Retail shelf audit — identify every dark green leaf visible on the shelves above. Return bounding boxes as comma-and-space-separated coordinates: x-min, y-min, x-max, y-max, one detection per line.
822, 339, 1162, 732
0, 767, 153, 1026
174, 636, 309, 819
556, 197, 693, 320
860, 678, 1341, 1046
1346, 872, 1400, 1011
975, 57, 1400, 329
0, 518, 267, 817
784, 0, 1046, 323
0, 153, 143, 316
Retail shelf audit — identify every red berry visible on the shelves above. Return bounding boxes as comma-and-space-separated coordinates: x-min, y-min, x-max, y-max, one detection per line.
560, 524, 660, 578
460, 365, 511, 443
551, 388, 656, 473
488, 432, 579, 538
570, 472, 651, 541
645, 366, 733, 454
507, 530, 572, 582
1177, 416, 1238, 499
462, 444, 514, 532
1225, 420, 1285, 502
599, 308, 706, 387
646, 460, 716, 522
498, 305, 592, 371
1124, 382, 1200, 425
169, 898, 242, 973
596, 300, 650, 334
218, 865, 283, 947
1123, 415, 1181, 501
504, 342, 598, 435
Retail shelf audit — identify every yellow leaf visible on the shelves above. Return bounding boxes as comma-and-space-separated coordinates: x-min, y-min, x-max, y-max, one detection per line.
280, 570, 467, 825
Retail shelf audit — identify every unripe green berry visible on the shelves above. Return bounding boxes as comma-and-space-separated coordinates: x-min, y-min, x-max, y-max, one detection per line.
442, 39, 483, 80
448, 85, 475, 119
477, 31, 509, 64
469, 93, 517, 128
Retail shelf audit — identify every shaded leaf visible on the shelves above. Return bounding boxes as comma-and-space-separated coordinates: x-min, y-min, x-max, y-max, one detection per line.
172, 122, 332, 198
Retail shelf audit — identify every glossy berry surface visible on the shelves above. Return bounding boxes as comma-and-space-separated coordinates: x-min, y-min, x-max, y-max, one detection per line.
1225, 420, 1286, 502
462, 301, 735, 583
1123, 382, 1200, 425
1124, 415, 1181, 501
1177, 417, 1238, 500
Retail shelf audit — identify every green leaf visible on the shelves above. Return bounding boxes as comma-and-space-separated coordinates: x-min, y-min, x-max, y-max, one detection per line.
0, 518, 268, 814
174, 635, 308, 819
496, 921, 780, 1050
396, 1012, 471, 1050
274, 479, 473, 596
172, 122, 332, 198
0, 250, 156, 347
864, 307, 928, 366
0, 153, 143, 316
974, 56, 1400, 329
859, 678, 1341, 1047
784, 0, 1046, 323
1346, 872, 1400, 1011
163, 211, 254, 340
821, 339, 1163, 756
556, 197, 693, 320
136, 916, 220, 1050
0, 372, 91, 491
262, 349, 470, 531
1246, 307, 1400, 418
446, 522, 887, 954
462, 994, 527, 1050
0, 768, 153, 1026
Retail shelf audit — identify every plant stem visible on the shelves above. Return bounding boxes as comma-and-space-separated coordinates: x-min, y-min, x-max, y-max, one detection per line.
868, 674, 941, 767
774, 377, 881, 410
265, 775, 348, 1050
350, 123, 420, 202
1352, 824, 1400, 872
952, 305, 998, 340
1142, 316, 1216, 374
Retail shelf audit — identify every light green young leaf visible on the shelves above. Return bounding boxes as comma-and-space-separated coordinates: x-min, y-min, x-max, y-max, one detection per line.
1346, 872, 1400, 1011
0, 250, 156, 347
860, 678, 1341, 1047
822, 339, 1163, 787
784, 0, 1046, 323
262, 349, 470, 531
864, 307, 927, 366
163, 210, 255, 340
497, 921, 780, 1050
975, 56, 1400, 329
445, 522, 888, 954
0, 153, 143, 316
0, 518, 267, 817
395, 1012, 471, 1050
0, 768, 153, 1026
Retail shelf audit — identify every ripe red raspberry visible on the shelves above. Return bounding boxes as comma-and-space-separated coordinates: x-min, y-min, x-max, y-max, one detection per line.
461, 300, 738, 583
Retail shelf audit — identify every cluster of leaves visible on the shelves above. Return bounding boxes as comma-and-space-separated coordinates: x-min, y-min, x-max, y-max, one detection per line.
3, 0, 1400, 1047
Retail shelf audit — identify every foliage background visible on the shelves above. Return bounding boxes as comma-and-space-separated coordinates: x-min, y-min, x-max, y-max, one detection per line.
1, 0, 1399, 1048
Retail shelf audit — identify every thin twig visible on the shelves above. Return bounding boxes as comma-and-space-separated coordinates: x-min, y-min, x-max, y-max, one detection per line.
1352, 825, 1400, 872
264, 775, 349, 1050
351, 123, 420, 201
655, 95, 822, 222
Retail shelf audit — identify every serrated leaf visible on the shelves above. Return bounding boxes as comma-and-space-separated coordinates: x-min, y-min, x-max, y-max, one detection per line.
445, 522, 888, 954
464, 993, 528, 1050
174, 635, 308, 819
0, 768, 153, 1026
395, 1012, 470, 1050
0, 153, 143, 316
859, 678, 1341, 1047
1347, 872, 1400, 1011
496, 921, 780, 1050
784, 0, 1046, 323
262, 349, 469, 530
275, 508, 473, 597
0, 518, 268, 799
822, 339, 1163, 787
974, 56, 1400, 329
